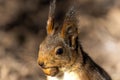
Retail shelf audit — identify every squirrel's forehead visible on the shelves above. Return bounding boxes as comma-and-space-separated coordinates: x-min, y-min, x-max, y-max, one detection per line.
40, 35, 63, 51
46, 35, 62, 44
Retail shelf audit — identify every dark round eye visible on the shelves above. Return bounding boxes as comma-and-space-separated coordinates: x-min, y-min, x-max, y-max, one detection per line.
56, 48, 63, 55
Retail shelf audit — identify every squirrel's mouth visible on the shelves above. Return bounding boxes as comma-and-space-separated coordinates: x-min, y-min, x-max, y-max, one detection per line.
42, 67, 59, 76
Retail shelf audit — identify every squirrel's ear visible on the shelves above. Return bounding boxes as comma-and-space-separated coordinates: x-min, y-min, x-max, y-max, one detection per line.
61, 22, 78, 49
47, 0, 56, 35
60, 7, 78, 49
61, 20, 78, 50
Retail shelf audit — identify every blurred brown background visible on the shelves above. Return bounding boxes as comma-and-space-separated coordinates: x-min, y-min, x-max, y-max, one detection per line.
0, 0, 120, 80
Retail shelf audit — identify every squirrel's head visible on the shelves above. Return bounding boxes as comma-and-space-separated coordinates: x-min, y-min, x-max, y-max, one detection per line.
37, 0, 79, 76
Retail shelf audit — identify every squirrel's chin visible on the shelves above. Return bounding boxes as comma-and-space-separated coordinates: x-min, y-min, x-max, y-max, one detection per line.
42, 67, 59, 76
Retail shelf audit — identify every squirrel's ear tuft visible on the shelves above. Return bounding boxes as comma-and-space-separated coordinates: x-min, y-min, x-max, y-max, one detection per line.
47, 0, 56, 35
60, 7, 78, 49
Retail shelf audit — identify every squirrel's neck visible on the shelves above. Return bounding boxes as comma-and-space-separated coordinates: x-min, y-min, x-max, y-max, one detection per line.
75, 43, 111, 80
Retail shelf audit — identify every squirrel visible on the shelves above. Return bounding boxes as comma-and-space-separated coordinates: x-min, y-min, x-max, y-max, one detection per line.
37, 0, 111, 80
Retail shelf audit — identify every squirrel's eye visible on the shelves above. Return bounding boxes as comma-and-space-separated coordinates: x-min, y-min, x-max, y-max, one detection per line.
56, 48, 63, 55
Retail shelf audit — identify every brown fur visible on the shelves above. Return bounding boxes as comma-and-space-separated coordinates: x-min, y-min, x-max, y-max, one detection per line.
37, 0, 111, 80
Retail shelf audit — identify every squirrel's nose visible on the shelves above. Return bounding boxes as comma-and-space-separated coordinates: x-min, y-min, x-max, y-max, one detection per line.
38, 62, 45, 68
